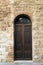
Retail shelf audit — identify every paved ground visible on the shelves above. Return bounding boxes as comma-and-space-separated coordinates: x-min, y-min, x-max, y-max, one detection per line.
0, 61, 43, 65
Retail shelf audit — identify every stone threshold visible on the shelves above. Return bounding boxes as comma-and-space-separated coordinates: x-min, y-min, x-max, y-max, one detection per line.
14, 60, 33, 65
14, 60, 33, 63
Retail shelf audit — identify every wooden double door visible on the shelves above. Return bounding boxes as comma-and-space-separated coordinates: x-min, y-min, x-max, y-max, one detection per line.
15, 24, 32, 60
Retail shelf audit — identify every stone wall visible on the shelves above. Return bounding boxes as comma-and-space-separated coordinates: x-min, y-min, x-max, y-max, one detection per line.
33, 1, 43, 62
0, 0, 14, 62
0, 0, 43, 62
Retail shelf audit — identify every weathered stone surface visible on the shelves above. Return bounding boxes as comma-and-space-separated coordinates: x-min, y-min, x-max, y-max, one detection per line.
0, 0, 43, 62
0, 0, 14, 62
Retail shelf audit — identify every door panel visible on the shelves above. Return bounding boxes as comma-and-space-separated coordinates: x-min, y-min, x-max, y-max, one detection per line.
15, 51, 23, 60
15, 24, 32, 60
24, 50, 32, 60
15, 25, 22, 32
24, 25, 32, 60
15, 25, 23, 60
24, 25, 31, 32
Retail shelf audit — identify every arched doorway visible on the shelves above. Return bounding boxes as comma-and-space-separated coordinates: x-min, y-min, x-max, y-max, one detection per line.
14, 14, 32, 60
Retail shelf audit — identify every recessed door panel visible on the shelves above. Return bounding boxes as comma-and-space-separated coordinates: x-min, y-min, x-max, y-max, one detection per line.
15, 51, 23, 60
24, 50, 32, 60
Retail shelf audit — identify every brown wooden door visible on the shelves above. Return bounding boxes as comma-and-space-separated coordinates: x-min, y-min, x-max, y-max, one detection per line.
15, 24, 32, 60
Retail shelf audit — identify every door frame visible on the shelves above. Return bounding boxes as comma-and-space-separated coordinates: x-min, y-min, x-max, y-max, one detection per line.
14, 14, 32, 61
